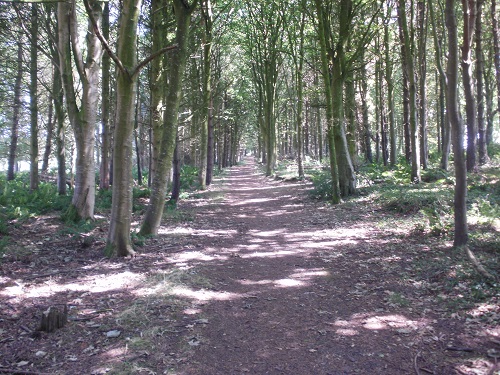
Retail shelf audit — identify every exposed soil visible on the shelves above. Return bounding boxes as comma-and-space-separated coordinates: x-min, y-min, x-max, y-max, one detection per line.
1, 158, 499, 375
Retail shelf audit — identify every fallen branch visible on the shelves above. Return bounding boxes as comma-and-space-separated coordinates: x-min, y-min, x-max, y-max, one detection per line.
462, 245, 497, 282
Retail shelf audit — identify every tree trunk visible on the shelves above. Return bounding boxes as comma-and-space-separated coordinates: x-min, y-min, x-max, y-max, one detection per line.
360, 59, 372, 163
476, 1, 489, 164
491, 0, 500, 141
100, 2, 111, 191
384, 12, 397, 167
41, 80, 54, 173
54, 62, 67, 195
398, 0, 421, 183
199, 0, 212, 189
462, 0, 478, 172
30, 4, 39, 191
430, 0, 451, 170
418, 0, 428, 170
170, 138, 181, 203
446, 0, 468, 247
7, 40, 22, 181
107, 0, 142, 257
314, 0, 341, 203
139, 0, 195, 236
58, 0, 102, 220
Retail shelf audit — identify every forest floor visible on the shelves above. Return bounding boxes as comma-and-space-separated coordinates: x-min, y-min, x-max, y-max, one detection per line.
1, 157, 499, 375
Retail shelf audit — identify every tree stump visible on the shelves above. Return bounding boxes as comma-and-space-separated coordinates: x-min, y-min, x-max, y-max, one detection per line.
39, 305, 67, 333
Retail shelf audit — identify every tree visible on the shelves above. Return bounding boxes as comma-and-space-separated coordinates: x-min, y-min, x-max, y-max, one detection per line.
30, 3, 39, 191
245, 0, 283, 176
57, 0, 103, 220
199, 0, 213, 188
461, 0, 478, 172
398, 0, 421, 183
7, 39, 23, 181
445, 0, 467, 247
139, 0, 197, 237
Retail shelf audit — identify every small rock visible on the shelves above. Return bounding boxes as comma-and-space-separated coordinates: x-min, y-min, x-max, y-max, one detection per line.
106, 330, 121, 338
35, 351, 47, 357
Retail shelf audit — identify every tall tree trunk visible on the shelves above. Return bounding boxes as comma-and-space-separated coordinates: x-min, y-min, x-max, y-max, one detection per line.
30, 4, 39, 191
199, 0, 212, 188
170, 138, 181, 203
314, 0, 341, 203
54, 61, 67, 195
491, 0, 500, 139
476, 0, 489, 164
139, 0, 195, 236
430, 0, 451, 170
206, 94, 214, 185
58, 0, 103, 220
384, 12, 397, 166
398, 0, 421, 183
360, 59, 372, 163
462, 0, 478, 172
107, 0, 142, 256
7, 40, 23, 181
446, 0, 468, 247
397, 5, 412, 164
100, 2, 110, 190
418, 0, 428, 170
41, 79, 54, 173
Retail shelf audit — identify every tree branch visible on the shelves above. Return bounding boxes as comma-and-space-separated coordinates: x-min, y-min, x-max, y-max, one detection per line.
82, 0, 127, 76
133, 44, 178, 77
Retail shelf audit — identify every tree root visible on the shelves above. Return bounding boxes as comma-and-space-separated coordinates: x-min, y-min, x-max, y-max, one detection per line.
461, 245, 497, 282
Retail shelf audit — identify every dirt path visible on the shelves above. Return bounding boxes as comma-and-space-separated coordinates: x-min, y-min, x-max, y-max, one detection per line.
1, 158, 498, 375
165, 158, 493, 375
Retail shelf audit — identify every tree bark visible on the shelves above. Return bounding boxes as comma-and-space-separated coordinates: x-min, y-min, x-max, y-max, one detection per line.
476, 0, 489, 165
30, 3, 39, 191
139, 0, 196, 236
58, 0, 103, 220
462, 0, 478, 172
398, 0, 421, 183
7, 40, 22, 181
107, 0, 142, 257
491, 0, 500, 143
418, 0, 428, 170
199, 0, 212, 189
445, 0, 468, 247
100, 2, 111, 191
384, 11, 397, 167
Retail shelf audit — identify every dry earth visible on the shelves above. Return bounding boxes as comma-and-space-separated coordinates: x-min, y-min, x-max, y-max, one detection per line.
1, 158, 499, 375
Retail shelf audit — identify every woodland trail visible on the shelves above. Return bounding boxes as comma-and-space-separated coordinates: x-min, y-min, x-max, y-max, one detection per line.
1, 157, 497, 375
168, 158, 483, 375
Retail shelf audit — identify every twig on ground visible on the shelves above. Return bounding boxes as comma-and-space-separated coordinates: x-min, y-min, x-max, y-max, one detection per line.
414, 351, 422, 375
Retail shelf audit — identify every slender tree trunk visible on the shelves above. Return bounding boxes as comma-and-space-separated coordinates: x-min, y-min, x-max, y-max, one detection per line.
384, 13, 397, 166
30, 4, 39, 191
491, 0, 500, 139
206, 94, 214, 185
418, 0, 428, 170
7, 40, 23, 181
58, 0, 102, 220
199, 0, 212, 188
476, 0, 489, 164
360, 60, 372, 163
446, 0, 468, 247
41, 80, 54, 173
171, 138, 181, 202
314, 0, 341, 203
462, 0, 478, 172
430, 0, 451, 170
100, 2, 110, 190
54, 62, 66, 195
107, 0, 142, 257
398, 0, 421, 182
140, 0, 195, 236
397, 6, 411, 164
